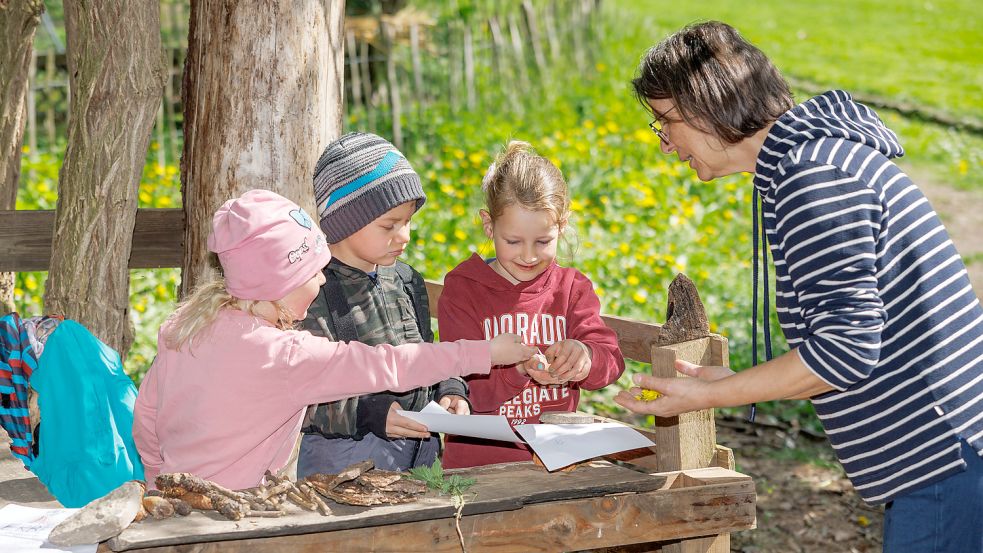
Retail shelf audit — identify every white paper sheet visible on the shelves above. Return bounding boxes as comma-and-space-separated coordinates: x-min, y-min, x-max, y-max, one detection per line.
397, 402, 523, 443
514, 423, 656, 471
0, 504, 97, 553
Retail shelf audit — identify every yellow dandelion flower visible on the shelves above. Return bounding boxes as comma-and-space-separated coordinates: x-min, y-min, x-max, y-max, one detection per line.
625, 213, 638, 224
433, 233, 447, 243
632, 290, 648, 303
595, 63, 607, 72
595, 287, 604, 296
618, 243, 630, 254
857, 515, 870, 527
468, 152, 483, 166
634, 389, 662, 401
156, 196, 173, 207
21, 145, 30, 154
452, 205, 466, 216
454, 229, 467, 241
627, 275, 639, 286
958, 159, 969, 175
570, 199, 585, 212
453, 149, 465, 160
584, 120, 595, 129
610, 223, 622, 234
605, 121, 619, 133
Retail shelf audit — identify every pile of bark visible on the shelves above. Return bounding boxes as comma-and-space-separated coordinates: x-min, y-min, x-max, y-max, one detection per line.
146, 460, 427, 522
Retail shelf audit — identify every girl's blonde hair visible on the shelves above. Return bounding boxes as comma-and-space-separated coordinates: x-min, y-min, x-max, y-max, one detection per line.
482, 141, 570, 225
162, 269, 296, 352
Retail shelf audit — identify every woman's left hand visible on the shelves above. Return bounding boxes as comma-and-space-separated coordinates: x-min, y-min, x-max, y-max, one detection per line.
613, 359, 734, 417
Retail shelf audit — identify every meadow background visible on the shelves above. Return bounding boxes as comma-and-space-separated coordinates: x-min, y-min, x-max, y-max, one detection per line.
12, 0, 983, 436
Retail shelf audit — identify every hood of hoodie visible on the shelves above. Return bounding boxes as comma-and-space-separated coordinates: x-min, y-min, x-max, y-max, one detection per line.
448, 253, 558, 295
753, 90, 904, 196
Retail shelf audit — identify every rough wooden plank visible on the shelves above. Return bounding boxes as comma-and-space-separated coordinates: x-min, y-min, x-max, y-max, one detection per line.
107, 461, 667, 551
0, 209, 184, 271
652, 341, 717, 472
101, 467, 754, 553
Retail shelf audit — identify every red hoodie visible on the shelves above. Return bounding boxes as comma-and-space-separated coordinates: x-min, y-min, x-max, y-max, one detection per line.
438, 253, 625, 468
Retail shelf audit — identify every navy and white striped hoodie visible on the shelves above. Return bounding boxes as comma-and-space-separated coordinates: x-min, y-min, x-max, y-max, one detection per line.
754, 90, 983, 504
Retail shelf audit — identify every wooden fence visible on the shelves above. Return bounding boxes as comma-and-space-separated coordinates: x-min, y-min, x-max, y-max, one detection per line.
22, 0, 602, 165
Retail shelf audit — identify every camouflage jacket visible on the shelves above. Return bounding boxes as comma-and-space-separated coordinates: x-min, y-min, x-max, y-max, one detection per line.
300, 258, 467, 440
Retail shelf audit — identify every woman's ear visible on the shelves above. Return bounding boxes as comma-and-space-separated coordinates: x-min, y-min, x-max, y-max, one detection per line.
479, 209, 494, 239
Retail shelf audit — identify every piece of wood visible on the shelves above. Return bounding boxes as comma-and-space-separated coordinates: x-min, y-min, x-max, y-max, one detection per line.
346, 30, 363, 112
652, 341, 717, 472
656, 273, 710, 346
0, 209, 184, 272
539, 411, 594, 424
102, 466, 753, 553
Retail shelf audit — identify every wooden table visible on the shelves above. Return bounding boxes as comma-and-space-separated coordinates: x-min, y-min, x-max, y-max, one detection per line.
99, 461, 755, 553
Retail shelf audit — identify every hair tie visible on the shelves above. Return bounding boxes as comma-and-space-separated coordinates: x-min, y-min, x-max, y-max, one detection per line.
481, 162, 497, 191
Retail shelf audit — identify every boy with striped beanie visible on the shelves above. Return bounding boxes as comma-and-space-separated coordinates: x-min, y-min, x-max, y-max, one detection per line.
298, 132, 470, 477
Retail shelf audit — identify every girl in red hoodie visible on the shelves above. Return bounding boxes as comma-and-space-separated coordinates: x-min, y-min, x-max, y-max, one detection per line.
438, 141, 626, 468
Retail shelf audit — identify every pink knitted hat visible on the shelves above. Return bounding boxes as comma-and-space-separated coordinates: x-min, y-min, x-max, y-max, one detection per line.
207, 189, 331, 301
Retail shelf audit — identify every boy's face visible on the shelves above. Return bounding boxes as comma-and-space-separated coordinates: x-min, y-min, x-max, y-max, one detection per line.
330, 201, 417, 272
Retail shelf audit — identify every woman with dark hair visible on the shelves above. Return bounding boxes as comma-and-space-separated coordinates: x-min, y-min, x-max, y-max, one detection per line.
615, 21, 983, 552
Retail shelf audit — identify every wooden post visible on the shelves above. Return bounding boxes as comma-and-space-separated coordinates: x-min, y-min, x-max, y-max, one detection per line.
651, 335, 730, 553
409, 24, 423, 105
543, 1, 561, 63
27, 50, 38, 157
346, 30, 363, 113
43, 50, 56, 147
381, 21, 402, 150
358, 38, 375, 132
507, 13, 530, 92
521, 0, 548, 78
463, 24, 476, 111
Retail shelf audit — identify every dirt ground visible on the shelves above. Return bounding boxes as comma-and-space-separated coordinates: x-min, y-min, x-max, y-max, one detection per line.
723, 168, 981, 553
718, 418, 884, 553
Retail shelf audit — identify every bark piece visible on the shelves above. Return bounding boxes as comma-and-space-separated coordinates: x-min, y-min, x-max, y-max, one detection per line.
656, 273, 711, 346
47, 481, 144, 546
142, 495, 175, 519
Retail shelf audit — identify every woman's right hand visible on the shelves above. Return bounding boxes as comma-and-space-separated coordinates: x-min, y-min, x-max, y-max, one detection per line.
489, 333, 537, 366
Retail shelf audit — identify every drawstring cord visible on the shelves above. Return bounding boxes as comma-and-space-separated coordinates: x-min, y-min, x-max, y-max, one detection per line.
750, 187, 774, 423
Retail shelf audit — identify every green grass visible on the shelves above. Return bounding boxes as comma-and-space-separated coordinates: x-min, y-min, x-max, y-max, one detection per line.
614, 0, 983, 122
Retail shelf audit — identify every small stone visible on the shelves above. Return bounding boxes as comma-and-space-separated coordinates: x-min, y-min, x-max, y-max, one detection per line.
47, 481, 145, 546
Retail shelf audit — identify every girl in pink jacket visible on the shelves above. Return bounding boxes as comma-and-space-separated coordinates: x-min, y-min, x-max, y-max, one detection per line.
133, 189, 534, 489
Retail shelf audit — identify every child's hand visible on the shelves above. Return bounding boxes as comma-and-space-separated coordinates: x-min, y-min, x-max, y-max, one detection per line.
517, 352, 559, 385
490, 333, 538, 366
385, 402, 431, 439
545, 339, 592, 384
438, 395, 471, 415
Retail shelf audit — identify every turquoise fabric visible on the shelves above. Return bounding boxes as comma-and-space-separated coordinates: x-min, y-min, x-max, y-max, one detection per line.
28, 320, 144, 507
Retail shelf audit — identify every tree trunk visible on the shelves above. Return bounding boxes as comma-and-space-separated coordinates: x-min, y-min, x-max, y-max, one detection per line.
180, 1, 346, 297
0, 0, 45, 316
43, 1, 165, 356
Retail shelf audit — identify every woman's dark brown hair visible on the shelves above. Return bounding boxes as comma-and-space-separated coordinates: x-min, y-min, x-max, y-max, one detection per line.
632, 21, 794, 144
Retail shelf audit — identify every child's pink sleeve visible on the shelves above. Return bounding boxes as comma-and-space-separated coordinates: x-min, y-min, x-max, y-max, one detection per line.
569, 272, 626, 390
437, 277, 532, 413
284, 331, 492, 407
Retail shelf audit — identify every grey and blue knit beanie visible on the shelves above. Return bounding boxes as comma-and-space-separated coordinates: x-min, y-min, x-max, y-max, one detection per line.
313, 132, 426, 243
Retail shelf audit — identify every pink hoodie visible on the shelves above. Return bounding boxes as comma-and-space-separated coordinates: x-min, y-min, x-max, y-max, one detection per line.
133, 308, 490, 489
